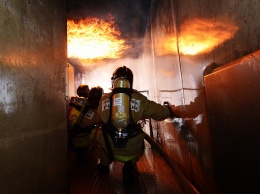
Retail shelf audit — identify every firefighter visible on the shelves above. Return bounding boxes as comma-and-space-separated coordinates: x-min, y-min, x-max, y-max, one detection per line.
77, 84, 90, 98
96, 66, 171, 183
67, 84, 90, 130
68, 85, 103, 157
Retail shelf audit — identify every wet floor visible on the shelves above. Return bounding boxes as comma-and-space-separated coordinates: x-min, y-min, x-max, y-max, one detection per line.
69, 144, 187, 194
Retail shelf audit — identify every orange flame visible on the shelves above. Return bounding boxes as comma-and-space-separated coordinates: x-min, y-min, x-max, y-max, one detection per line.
67, 16, 129, 61
156, 18, 238, 56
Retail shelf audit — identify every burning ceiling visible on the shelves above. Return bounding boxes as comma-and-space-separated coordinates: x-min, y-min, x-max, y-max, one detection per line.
67, 15, 129, 61
67, 0, 152, 66
155, 18, 238, 56
67, 0, 238, 68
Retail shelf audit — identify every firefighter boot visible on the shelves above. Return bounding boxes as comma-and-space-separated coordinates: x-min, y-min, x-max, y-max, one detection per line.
97, 163, 110, 174
122, 161, 139, 184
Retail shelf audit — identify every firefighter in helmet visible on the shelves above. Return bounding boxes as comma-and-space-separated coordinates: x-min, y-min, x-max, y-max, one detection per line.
77, 84, 90, 98
96, 66, 171, 183
69, 85, 103, 157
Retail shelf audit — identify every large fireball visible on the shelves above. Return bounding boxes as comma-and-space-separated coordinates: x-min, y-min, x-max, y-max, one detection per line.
67, 16, 129, 60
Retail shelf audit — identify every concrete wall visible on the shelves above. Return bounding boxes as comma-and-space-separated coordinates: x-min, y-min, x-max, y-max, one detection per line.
145, 0, 260, 193
0, 1, 68, 193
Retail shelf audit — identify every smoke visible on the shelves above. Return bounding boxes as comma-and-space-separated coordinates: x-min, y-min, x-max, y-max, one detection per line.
80, 56, 152, 94
67, 0, 177, 103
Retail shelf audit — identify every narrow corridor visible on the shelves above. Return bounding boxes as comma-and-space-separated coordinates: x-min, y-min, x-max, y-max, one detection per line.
69, 142, 194, 194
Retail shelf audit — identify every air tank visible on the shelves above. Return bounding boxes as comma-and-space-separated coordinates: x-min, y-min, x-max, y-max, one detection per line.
111, 78, 130, 134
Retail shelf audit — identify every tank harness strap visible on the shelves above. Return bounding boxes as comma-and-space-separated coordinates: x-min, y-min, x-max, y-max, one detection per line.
106, 89, 143, 148
107, 124, 141, 148
112, 88, 132, 96
71, 104, 91, 136
68, 102, 82, 110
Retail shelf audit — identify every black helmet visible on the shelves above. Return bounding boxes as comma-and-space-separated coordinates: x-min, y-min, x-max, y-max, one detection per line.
77, 84, 90, 98
111, 66, 133, 88
88, 86, 104, 108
